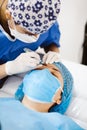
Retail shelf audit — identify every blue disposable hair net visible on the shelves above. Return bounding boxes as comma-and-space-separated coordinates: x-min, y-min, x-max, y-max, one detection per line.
49, 62, 73, 114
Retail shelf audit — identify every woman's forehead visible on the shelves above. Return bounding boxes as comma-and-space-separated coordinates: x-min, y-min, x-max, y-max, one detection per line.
36, 64, 59, 70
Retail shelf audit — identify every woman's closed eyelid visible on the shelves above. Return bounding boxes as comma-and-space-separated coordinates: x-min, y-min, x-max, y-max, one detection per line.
24, 32, 32, 36
51, 70, 60, 78
24, 31, 38, 38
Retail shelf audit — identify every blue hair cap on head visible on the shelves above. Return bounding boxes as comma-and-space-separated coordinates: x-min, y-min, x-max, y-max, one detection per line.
49, 62, 74, 114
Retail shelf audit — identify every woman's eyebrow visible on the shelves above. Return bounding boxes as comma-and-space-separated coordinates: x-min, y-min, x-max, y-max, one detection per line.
24, 30, 35, 35
53, 68, 60, 72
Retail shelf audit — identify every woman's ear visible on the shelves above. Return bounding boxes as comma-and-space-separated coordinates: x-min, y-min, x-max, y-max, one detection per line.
56, 99, 61, 104
52, 89, 62, 104
5, 9, 11, 20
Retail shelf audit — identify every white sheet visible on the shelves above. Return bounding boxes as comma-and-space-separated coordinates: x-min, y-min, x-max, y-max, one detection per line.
62, 60, 87, 129
0, 60, 87, 129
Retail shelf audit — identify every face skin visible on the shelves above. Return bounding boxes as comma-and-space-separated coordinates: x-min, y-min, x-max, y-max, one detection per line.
0, 0, 38, 39
22, 64, 64, 112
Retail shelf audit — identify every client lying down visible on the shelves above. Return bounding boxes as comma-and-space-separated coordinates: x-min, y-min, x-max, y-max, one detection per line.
15, 62, 73, 114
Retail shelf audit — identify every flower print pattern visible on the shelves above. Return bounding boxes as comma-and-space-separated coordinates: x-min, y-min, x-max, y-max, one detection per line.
19, 3, 25, 11
34, 20, 42, 27
8, 0, 61, 34
18, 13, 23, 19
32, 1, 43, 13
22, 21, 28, 27
25, 14, 30, 20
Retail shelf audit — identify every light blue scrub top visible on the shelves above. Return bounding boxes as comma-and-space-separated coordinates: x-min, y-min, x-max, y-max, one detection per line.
0, 98, 84, 130
0, 22, 60, 84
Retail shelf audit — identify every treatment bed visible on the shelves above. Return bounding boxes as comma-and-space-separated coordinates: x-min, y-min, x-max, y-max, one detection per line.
0, 60, 87, 130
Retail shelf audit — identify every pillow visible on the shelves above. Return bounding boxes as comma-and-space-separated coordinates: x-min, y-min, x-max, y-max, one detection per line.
0, 76, 22, 96
62, 60, 87, 99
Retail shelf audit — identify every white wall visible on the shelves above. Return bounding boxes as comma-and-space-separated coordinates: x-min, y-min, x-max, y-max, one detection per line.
58, 0, 87, 63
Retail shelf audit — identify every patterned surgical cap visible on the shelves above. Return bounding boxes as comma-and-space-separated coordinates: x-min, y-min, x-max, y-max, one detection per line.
7, 0, 61, 34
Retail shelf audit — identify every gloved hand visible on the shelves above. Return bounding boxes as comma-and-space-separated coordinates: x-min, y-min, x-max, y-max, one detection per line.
42, 51, 61, 64
5, 52, 40, 75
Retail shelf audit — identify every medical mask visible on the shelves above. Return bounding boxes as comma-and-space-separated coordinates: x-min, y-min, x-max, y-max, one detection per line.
22, 69, 62, 103
9, 27, 40, 43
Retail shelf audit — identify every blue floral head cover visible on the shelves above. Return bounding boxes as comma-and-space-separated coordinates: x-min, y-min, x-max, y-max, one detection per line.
7, 0, 61, 34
